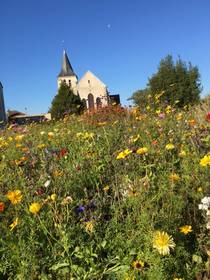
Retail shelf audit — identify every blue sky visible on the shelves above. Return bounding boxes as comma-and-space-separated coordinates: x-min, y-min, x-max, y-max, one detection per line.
0, 0, 210, 114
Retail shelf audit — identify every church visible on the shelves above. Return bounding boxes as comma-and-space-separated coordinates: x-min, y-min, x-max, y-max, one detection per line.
57, 50, 120, 110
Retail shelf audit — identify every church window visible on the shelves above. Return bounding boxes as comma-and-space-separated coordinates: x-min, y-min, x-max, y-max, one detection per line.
63, 79, 66, 84
88, 80, 90, 84
69, 80, 71, 87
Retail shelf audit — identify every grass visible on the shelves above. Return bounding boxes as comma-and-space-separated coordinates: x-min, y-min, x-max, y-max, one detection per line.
0, 102, 209, 280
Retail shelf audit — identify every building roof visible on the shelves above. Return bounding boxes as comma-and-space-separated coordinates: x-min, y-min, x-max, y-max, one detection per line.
78, 70, 107, 88
58, 50, 76, 77
7, 110, 26, 117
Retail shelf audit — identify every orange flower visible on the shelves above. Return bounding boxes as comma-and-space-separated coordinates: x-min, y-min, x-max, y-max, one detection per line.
188, 119, 196, 126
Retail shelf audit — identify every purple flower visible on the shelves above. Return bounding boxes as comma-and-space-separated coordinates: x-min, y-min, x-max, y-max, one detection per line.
76, 205, 85, 214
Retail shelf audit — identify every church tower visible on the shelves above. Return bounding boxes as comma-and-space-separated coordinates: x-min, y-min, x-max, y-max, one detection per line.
57, 50, 78, 93
0, 82, 7, 126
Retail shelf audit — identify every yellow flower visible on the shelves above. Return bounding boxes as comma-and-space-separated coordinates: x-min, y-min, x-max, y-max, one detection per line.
130, 134, 140, 143
116, 149, 132, 159
37, 143, 46, 149
76, 132, 83, 138
16, 143, 22, 148
153, 231, 175, 255
84, 221, 94, 233
176, 113, 183, 121
83, 132, 94, 139
179, 225, 192, 235
9, 217, 19, 231
53, 170, 64, 177
0, 141, 9, 148
169, 173, 180, 182
136, 147, 148, 155
50, 194, 57, 201
197, 187, 203, 193
174, 278, 183, 280
132, 260, 144, 270
103, 185, 110, 192
200, 154, 210, 167
131, 107, 140, 116
22, 147, 29, 153
48, 132, 54, 138
165, 143, 175, 150
179, 150, 187, 157
15, 135, 24, 142
133, 135, 140, 142
14, 156, 27, 166
165, 105, 172, 114
29, 202, 42, 214
6, 190, 22, 204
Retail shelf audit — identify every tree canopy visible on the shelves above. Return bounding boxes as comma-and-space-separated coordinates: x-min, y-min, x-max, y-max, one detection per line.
49, 83, 84, 120
129, 55, 202, 108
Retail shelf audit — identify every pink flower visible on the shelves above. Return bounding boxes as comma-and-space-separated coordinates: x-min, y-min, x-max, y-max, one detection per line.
158, 113, 166, 119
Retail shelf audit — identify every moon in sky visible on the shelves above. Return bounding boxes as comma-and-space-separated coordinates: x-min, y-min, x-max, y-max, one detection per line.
107, 24, 111, 29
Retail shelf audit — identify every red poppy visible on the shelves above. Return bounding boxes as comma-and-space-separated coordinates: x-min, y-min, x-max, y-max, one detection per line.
206, 113, 210, 122
58, 148, 68, 158
0, 202, 5, 212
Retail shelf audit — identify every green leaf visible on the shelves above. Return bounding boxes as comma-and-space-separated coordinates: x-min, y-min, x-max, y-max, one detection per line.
50, 262, 69, 271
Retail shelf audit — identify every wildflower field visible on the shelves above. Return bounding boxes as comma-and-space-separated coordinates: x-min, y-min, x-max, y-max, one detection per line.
0, 101, 210, 280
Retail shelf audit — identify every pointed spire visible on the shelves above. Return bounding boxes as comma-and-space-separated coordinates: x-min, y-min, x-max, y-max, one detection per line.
58, 50, 76, 77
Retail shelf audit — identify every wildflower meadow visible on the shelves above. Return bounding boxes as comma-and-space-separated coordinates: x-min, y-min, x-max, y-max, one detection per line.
0, 101, 210, 280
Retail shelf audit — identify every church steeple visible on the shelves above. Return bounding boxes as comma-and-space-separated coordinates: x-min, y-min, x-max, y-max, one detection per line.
58, 50, 76, 77
57, 50, 78, 92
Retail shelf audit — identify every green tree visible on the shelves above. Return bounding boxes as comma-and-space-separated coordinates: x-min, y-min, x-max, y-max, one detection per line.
128, 88, 151, 108
49, 82, 84, 120
129, 55, 202, 108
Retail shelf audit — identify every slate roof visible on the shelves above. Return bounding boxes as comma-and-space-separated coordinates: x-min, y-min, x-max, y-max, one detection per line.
58, 50, 76, 77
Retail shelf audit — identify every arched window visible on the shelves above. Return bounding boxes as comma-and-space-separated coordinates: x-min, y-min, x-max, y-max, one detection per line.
96, 97, 102, 109
88, 93, 94, 110
63, 79, 66, 84
68, 80, 71, 87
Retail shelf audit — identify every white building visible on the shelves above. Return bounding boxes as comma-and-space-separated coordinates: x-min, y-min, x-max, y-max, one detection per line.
0, 82, 7, 125
57, 50, 120, 110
